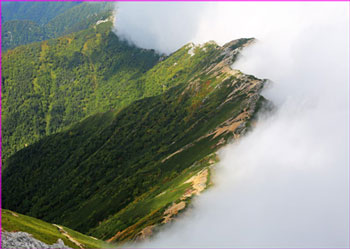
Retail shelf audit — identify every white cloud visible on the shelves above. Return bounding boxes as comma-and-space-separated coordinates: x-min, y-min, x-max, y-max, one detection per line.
114, 2, 208, 54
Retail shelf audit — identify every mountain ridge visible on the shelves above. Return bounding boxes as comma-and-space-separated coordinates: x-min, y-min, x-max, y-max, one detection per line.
2, 6, 270, 244
3, 33, 269, 243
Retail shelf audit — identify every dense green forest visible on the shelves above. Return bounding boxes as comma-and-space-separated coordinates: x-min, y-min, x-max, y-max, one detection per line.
3, 36, 267, 241
1, 2, 114, 51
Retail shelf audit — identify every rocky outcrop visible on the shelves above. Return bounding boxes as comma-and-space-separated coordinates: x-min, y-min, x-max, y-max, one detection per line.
1, 231, 71, 249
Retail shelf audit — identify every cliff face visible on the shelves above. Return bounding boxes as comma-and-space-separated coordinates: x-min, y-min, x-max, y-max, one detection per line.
3, 37, 268, 244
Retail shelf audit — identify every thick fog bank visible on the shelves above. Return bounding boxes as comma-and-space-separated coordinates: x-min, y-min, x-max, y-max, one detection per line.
115, 2, 349, 248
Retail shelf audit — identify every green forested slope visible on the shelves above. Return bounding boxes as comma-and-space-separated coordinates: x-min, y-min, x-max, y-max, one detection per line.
1, 2, 114, 51
1, 21, 160, 161
3, 38, 267, 241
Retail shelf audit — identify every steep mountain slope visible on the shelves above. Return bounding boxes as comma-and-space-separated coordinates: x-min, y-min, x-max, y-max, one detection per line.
1, 21, 160, 161
1, 2, 114, 51
1, 209, 111, 249
3, 38, 268, 242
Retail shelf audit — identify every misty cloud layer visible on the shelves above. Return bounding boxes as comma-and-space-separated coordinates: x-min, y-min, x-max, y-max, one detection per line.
113, 2, 207, 54
114, 2, 349, 248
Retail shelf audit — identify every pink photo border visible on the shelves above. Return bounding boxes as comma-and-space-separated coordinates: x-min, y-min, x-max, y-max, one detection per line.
0, 1, 348, 249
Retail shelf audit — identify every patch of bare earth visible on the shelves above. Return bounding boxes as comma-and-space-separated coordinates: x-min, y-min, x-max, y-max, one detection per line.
211, 111, 249, 139
53, 224, 84, 249
107, 209, 161, 243
161, 143, 194, 163
182, 168, 209, 198
10, 211, 19, 217
161, 168, 209, 225
135, 225, 156, 241
162, 201, 186, 224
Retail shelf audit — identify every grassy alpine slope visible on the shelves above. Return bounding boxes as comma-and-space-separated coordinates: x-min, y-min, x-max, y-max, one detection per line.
1, 209, 111, 249
3, 36, 268, 243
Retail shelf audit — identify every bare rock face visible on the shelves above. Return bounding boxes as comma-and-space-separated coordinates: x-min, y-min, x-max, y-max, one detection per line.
1, 231, 72, 249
